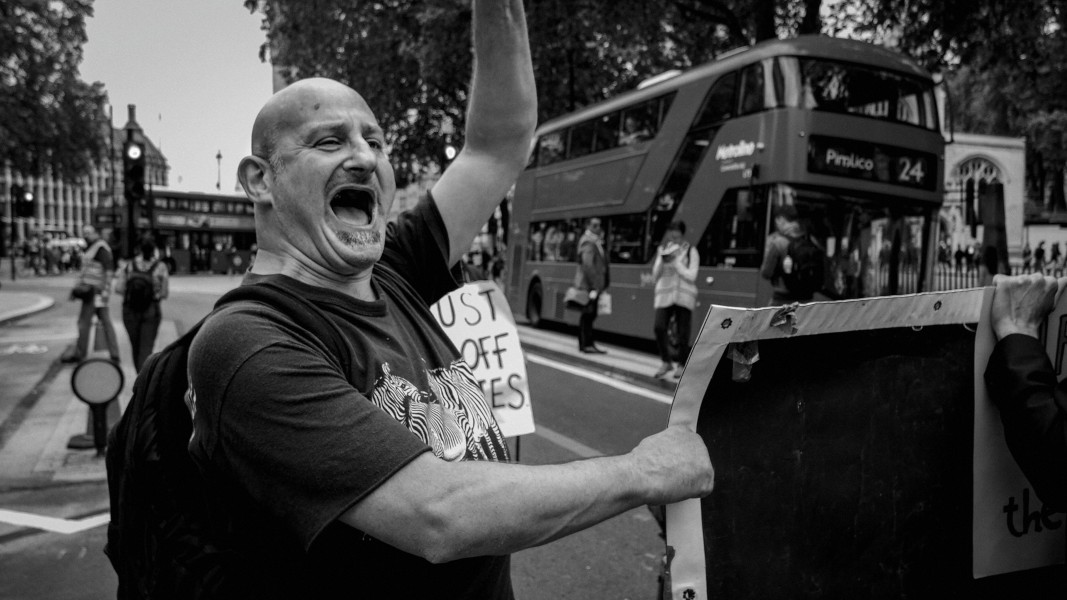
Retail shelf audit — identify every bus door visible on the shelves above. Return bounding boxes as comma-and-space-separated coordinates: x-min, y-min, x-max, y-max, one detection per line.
694, 186, 771, 311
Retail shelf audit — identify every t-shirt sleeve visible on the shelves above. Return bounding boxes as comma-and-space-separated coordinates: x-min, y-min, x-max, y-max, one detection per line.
188, 308, 431, 553
381, 191, 462, 305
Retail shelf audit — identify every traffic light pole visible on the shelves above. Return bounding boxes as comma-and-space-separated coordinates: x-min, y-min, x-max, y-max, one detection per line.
123, 130, 146, 259
8, 219, 14, 281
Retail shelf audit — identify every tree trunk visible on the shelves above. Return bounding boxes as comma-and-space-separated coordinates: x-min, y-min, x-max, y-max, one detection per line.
752, 0, 776, 41
798, 0, 822, 34
1051, 166, 1067, 213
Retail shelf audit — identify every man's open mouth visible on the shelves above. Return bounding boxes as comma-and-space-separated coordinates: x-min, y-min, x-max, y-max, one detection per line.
329, 185, 378, 227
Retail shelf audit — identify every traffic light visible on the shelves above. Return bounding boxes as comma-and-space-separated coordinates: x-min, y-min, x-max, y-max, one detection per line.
441, 135, 457, 170
11, 183, 35, 218
123, 140, 146, 205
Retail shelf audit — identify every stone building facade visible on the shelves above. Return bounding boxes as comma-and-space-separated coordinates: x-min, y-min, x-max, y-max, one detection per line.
1, 105, 168, 251
940, 133, 1027, 264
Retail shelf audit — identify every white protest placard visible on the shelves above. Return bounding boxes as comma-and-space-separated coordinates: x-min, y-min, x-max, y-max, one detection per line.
973, 288, 1067, 578
431, 280, 535, 438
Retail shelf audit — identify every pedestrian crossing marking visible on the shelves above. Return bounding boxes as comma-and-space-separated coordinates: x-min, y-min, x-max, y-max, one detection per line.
0, 508, 109, 535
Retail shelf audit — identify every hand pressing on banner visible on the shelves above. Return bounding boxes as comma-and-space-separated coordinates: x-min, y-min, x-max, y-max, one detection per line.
985, 272, 1067, 519
629, 424, 715, 505
990, 273, 1067, 341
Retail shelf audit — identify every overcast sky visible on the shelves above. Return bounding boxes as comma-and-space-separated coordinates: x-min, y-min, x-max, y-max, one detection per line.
80, 0, 274, 195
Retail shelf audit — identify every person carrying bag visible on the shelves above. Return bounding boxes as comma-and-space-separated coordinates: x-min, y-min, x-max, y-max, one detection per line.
115, 238, 170, 372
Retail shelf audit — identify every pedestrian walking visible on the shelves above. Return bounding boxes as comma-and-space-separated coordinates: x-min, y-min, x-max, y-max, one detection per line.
1034, 241, 1047, 274
575, 217, 610, 353
760, 204, 823, 305
651, 221, 698, 379
61, 225, 120, 363
114, 237, 170, 372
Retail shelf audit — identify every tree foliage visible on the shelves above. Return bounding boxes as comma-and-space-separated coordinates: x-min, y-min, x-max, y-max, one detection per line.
245, 0, 829, 186
0, 0, 109, 181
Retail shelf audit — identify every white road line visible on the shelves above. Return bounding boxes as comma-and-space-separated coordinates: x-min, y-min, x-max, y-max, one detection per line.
525, 353, 674, 405
0, 509, 110, 535
0, 333, 76, 344
533, 425, 603, 459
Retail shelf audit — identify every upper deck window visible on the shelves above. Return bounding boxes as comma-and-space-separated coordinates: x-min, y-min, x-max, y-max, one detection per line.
737, 63, 766, 116
781, 57, 938, 130
527, 92, 676, 169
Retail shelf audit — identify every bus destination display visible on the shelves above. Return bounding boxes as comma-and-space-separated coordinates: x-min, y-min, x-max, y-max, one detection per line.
807, 135, 937, 191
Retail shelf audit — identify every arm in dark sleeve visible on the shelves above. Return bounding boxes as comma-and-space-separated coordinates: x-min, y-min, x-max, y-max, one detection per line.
984, 333, 1067, 510
760, 236, 781, 281
382, 192, 462, 305
578, 244, 596, 289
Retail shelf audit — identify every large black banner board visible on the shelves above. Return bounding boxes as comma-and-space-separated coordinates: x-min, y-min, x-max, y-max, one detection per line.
664, 291, 1066, 599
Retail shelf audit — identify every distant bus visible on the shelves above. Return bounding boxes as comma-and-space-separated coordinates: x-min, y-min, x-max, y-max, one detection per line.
96, 189, 257, 273
504, 35, 946, 344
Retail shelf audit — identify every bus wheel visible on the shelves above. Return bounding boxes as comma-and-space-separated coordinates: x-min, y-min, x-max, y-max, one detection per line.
526, 281, 543, 328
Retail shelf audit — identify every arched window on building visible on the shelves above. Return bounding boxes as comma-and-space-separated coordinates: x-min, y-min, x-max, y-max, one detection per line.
952, 157, 1002, 237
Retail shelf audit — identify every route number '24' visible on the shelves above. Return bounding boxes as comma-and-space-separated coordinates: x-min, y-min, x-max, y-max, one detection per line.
897, 157, 926, 185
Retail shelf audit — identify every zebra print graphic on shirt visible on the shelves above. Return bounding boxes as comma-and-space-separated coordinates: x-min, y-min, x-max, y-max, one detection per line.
369, 360, 509, 462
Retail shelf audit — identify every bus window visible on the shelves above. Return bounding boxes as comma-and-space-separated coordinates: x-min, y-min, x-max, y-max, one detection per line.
762, 184, 932, 299
771, 57, 787, 107
698, 188, 768, 269
649, 125, 718, 249
620, 99, 657, 145
594, 112, 621, 152
793, 58, 938, 130
606, 213, 648, 264
737, 62, 765, 115
528, 219, 582, 262
693, 72, 738, 129
569, 120, 596, 159
538, 131, 565, 166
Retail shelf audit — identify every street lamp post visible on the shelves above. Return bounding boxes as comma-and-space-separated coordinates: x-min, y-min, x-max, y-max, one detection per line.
216, 150, 222, 192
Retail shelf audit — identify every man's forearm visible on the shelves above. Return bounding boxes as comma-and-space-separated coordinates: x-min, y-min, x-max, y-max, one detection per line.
433, 0, 536, 265
343, 425, 713, 563
465, 0, 537, 150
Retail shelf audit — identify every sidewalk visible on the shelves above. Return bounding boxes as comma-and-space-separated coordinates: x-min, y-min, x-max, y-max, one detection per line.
0, 280, 672, 490
0, 290, 180, 490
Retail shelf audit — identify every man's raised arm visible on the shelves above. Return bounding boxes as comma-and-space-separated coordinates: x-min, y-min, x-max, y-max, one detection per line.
432, 0, 537, 266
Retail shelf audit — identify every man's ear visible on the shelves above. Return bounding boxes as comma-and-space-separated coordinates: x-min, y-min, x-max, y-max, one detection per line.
238, 155, 273, 206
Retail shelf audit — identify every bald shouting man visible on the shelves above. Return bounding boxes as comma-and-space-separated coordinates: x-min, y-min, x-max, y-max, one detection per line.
180, 2, 714, 597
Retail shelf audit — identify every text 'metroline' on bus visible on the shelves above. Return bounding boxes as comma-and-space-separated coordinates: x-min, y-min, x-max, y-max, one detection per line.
505, 35, 946, 344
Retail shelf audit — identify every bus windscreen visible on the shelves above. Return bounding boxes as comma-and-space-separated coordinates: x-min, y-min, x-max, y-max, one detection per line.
780, 57, 939, 130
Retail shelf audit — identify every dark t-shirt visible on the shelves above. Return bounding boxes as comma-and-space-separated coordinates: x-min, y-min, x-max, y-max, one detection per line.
187, 196, 513, 599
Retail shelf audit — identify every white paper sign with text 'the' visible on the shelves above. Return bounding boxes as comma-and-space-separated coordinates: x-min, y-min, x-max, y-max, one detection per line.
431, 281, 535, 438
973, 287, 1067, 578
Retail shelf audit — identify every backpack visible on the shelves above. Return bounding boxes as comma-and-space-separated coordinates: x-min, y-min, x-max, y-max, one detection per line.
781, 234, 824, 298
124, 260, 160, 312
105, 281, 351, 599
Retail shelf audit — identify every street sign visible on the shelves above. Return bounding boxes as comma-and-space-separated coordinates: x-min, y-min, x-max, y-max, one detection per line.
71, 357, 124, 455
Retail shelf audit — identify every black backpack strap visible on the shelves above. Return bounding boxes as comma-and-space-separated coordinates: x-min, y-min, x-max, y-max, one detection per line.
212, 281, 353, 376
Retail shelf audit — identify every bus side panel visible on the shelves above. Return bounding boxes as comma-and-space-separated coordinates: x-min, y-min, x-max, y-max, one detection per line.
539, 262, 581, 325
533, 155, 646, 214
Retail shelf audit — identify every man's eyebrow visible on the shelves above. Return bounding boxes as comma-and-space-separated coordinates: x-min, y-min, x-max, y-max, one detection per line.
304, 121, 347, 138
303, 121, 384, 140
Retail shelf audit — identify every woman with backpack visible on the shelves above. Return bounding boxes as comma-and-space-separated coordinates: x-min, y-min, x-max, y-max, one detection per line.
115, 237, 170, 372
651, 221, 699, 379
